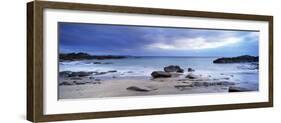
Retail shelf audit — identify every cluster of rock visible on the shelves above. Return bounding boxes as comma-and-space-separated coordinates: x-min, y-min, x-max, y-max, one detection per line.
59, 70, 117, 78
175, 81, 235, 89
60, 52, 127, 61
151, 65, 195, 78
213, 55, 258, 63
59, 71, 93, 78
59, 81, 101, 86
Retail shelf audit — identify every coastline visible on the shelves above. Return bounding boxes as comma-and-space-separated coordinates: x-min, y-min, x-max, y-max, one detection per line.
58, 54, 259, 99
59, 71, 257, 99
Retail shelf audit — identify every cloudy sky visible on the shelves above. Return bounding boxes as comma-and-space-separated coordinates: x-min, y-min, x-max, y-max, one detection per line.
59, 22, 259, 57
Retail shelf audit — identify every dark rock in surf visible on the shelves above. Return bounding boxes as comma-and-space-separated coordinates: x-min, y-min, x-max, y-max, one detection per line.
69, 71, 93, 77
187, 68, 195, 72
60, 71, 93, 77
59, 71, 72, 77
95, 72, 108, 75
164, 65, 184, 73
108, 70, 117, 73
59, 81, 74, 86
151, 71, 172, 78
93, 62, 102, 64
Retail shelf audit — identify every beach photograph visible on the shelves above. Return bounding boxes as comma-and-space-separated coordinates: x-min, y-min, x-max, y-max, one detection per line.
58, 22, 259, 99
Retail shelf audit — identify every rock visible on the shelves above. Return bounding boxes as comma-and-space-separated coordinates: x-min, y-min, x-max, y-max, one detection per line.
175, 81, 235, 89
93, 62, 102, 64
151, 71, 172, 78
89, 77, 95, 80
95, 72, 107, 75
59, 71, 72, 77
188, 68, 195, 72
59, 81, 74, 86
216, 81, 235, 86
127, 71, 134, 73
126, 86, 157, 92
68, 71, 93, 77
108, 70, 117, 73
103, 62, 113, 64
174, 84, 193, 89
94, 79, 101, 81
185, 73, 199, 79
221, 77, 230, 80
73, 81, 87, 85
92, 81, 101, 84
213, 55, 258, 63
164, 65, 184, 73
229, 86, 253, 92
70, 77, 82, 80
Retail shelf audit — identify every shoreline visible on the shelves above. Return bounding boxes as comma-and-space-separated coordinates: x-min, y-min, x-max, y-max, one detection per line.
59, 71, 258, 99
58, 55, 259, 99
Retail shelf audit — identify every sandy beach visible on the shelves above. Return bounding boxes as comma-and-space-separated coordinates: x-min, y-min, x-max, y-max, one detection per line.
58, 71, 256, 99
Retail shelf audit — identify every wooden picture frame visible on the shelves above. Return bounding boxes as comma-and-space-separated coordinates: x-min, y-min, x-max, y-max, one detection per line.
27, 1, 273, 122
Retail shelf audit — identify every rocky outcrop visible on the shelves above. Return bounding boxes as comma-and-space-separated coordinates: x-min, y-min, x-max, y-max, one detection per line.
164, 65, 184, 73
151, 71, 172, 78
175, 81, 235, 90
60, 52, 127, 61
213, 55, 258, 63
59, 71, 93, 77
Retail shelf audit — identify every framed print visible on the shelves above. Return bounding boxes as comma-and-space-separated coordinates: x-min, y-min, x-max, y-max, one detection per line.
27, 1, 273, 122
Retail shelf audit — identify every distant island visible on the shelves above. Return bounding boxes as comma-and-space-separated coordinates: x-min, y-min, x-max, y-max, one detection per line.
59, 52, 127, 61
213, 55, 258, 63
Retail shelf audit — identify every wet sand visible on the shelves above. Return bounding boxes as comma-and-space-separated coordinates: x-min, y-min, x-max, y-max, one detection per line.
59, 73, 239, 99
